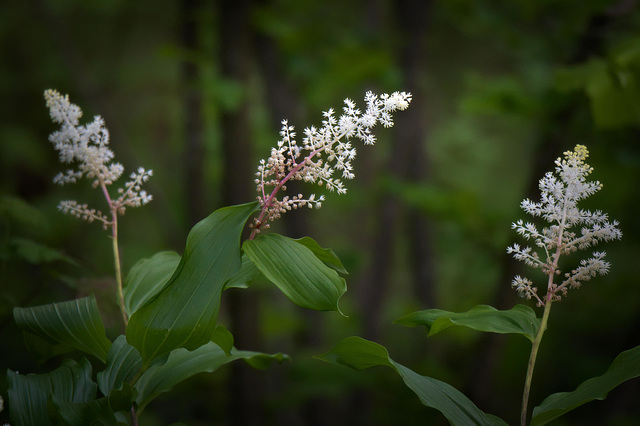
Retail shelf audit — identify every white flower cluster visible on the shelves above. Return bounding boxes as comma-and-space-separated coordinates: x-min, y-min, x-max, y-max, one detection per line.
44, 90, 153, 228
253, 91, 411, 231
507, 145, 621, 305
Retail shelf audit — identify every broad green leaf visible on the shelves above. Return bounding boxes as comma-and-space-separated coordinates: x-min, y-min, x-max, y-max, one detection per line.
126, 202, 258, 365
135, 341, 288, 410
395, 304, 540, 343
123, 251, 180, 316
317, 337, 507, 426
13, 294, 111, 362
531, 344, 640, 426
211, 324, 234, 355
7, 358, 96, 426
50, 385, 133, 426
97, 335, 143, 396
243, 233, 346, 312
224, 253, 262, 290
293, 236, 348, 274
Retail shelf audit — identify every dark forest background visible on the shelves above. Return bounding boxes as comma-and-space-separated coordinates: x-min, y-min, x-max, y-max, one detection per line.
2, 0, 640, 425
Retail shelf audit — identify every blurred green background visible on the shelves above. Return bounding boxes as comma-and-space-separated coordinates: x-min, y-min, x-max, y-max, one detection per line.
2, 0, 640, 424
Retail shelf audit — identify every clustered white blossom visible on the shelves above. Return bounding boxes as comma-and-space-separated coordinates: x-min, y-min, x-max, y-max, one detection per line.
252, 91, 411, 233
507, 145, 621, 305
44, 90, 152, 229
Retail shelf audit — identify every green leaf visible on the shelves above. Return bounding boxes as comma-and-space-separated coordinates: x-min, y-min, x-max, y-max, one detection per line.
395, 304, 540, 343
13, 294, 112, 362
50, 385, 133, 426
233, 349, 289, 370
123, 251, 180, 316
224, 253, 262, 290
531, 344, 640, 426
211, 324, 234, 355
7, 358, 97, 426
293, 236, 348, 275
11, 238, 77, 265
556, 55, 640, 128
21, 331, 74, 364
97, 335, 143, 396
134, 341, 288, 410
243, 233, 347, 312
126, 202, 258, 365
0, 195, 50, 234
317, 337, 507, 426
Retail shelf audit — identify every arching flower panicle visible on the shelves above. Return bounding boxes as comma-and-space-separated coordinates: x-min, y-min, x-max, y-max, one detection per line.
252, 91, 411, 234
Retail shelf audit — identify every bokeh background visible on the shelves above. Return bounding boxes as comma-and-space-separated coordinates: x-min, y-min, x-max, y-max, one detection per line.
2, 0, 640, 425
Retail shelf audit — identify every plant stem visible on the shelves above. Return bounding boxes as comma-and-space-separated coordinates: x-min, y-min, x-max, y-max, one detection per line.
101, 183, 136, 424
110, 210, 128, 329
249, 146, 324, 240
520, 297, 553, 426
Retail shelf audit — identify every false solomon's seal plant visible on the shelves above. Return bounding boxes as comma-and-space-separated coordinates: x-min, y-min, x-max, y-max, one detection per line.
5, 90, 410, 425
318, 145, 638, 425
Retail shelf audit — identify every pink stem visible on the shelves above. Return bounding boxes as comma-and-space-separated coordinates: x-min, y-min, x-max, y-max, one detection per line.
249, 146, 323, 240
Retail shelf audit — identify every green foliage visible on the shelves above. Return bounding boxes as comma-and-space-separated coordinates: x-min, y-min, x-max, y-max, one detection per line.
293, 236, 349, 275
96, 336, 142, 397
224, 254, 262, 290
13, 295, 111, 363
123, 251, 180, 316
531, 344, 640, 425
395, 304, 541, 343
7, 201, 353, 423
317, 336, 508, 426
7, 358, 97, 426
9, 238, 76, 266
556, 38, 640, 128
49, 385, 133, 426
320, 308, 640, 425
126, 202, 258, 364
4, 2, 640, 424
243, 233, 347, 312
134, 340, 288, 411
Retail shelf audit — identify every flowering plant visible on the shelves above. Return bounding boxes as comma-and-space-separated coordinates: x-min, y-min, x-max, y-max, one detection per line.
251, 91, 410, 235
5, 89, 410, 425
319, 145, 637, 426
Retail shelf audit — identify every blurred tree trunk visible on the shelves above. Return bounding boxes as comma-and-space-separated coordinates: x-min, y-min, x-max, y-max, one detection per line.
359, 0, 432, 341
395, 0, 434, 307
351, 2, 432, 426
182, 0, 205, 226
217, 1, 263, 425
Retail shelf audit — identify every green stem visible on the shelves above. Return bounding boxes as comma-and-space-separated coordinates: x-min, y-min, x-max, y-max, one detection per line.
100, 183, 134, 423
111, 211, 128, 329
521, 298, 553, 426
